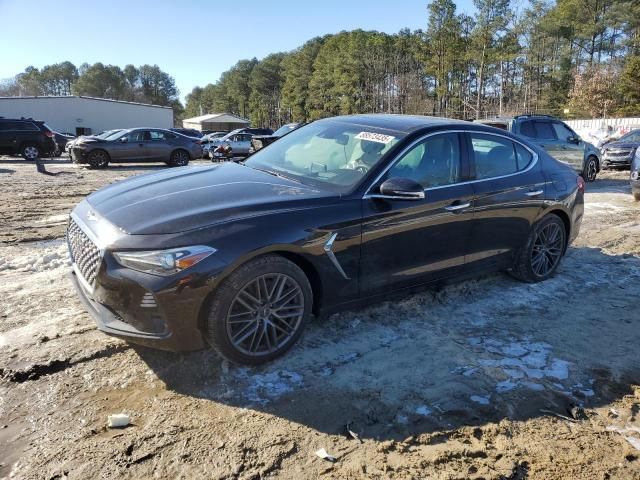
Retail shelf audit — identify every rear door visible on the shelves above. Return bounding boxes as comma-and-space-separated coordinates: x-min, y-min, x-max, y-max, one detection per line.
148, 130, 173, 161
360, 132, 475, 295
466, 132, 546, 269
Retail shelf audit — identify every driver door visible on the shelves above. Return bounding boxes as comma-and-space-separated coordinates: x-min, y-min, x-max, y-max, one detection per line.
359, 132, 474, 296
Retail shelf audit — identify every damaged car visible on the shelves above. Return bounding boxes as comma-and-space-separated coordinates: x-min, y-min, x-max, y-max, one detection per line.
67, 115, 584, 365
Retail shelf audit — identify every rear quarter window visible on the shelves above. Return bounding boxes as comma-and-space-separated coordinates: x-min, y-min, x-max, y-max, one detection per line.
471, 134, 534, 179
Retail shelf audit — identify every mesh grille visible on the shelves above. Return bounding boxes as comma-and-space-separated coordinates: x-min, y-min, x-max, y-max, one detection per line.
67, 218, 101, 285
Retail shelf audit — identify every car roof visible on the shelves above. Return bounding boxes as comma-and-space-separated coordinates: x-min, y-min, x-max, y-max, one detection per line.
323, 114, 472, 134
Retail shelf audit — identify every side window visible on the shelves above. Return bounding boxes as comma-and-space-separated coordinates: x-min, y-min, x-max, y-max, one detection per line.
534, 121, 555, 140
385, 133, 461, 188
552, 122, 574, 142
126, 131, 146, 142
149, 131, 166, 141
471, 134, 519, 179
520, 121, 536, 138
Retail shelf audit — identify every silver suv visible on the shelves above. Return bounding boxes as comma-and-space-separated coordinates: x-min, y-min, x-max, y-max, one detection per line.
475, 115, 601, 181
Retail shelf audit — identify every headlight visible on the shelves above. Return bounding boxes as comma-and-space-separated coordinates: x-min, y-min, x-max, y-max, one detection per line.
113, 246, 216, 276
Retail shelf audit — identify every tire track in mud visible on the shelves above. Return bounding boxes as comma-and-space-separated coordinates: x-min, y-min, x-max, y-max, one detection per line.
1, 343, 130, 383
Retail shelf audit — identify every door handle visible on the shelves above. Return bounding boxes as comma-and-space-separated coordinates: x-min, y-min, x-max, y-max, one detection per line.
525, 189, 544, 197
444, 202, 471, 212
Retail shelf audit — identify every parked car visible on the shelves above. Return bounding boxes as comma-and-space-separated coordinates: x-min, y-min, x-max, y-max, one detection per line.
249, 123, 302, 153
209, 132, 254, 160
69, 128, 202, 168
67, 114, 584, 365
53, 132, 75, 156
0, 117, 57, 159
201, 132, 228, 158
170, 128, 203, 138
600, 129, 640, 170
234, 127, 274, 136
631, 148, 640, 201
65, 129, 124, 156
475, 114, 601, 181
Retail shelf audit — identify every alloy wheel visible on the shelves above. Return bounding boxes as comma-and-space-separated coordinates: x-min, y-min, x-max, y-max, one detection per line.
24, 146, 39, 159
173, 150, 189, 166
530, 222, 564, 277
226, 273, 305, 356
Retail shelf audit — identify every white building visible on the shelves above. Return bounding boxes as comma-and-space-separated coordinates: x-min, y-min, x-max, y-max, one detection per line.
0, 96, 173, 136
182, 113, 250, 132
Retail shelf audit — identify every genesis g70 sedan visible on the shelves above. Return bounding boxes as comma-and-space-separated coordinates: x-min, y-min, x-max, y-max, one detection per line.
67, 115, 584, 364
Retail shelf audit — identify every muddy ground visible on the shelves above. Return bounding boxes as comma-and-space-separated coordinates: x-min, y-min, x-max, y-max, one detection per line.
1, 157, 639, 480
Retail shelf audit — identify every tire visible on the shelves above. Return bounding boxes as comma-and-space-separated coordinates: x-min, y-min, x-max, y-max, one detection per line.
87, 149, 109, 169
169, 149, 190, 167
205, 255, 313, 365
582, 156, 598, 182
21, 143, 40, 160
510, 214, 567, 283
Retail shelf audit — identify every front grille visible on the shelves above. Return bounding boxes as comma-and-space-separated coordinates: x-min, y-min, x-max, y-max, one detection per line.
67, 218, 101, 285
605, 149, 632, 158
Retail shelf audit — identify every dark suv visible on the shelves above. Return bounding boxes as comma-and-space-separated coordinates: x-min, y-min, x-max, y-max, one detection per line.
0, 117, 57, 159
475, 115, 601, 181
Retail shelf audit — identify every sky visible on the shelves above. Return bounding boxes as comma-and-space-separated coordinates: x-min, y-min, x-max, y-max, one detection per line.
0, 0, 476, 103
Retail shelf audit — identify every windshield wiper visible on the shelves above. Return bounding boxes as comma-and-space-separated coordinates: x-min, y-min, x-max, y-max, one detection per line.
248, 165, 303, 184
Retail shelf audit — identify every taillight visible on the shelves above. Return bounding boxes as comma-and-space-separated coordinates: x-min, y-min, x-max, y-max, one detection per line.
44, 130, 54, 138
577, 176, 585, 193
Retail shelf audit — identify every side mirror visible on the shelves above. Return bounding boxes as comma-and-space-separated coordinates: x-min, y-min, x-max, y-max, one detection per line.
120, 137, 128, 143
568, 135, 580, 144
376, 177, 425, 200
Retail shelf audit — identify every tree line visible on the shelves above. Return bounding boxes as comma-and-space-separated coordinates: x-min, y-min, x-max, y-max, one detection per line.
185, 0, 639, 127
0, 61, 184, 117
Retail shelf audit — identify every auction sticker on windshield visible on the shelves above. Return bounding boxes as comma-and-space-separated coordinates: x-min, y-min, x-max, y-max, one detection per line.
355, 131, 396, 144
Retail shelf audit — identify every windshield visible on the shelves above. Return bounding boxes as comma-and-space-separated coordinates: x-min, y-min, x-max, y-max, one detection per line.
105, 130, 128, 141
244, 120, 403, 193
619, 130, 640, 143
273, 124, 296, 137
97, 129, 120, 139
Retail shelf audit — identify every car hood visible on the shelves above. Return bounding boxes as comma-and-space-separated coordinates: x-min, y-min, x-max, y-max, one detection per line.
86, 162, 332, 235
603, 141, 639, 150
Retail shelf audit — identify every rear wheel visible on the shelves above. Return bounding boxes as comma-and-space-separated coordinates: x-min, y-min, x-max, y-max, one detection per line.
510, 214, 566, 283
87, 150, 109, 169
169, 149, 190, 167
583, 156, 598, 182
205, 255, 312, 365
21, 143, 40, 160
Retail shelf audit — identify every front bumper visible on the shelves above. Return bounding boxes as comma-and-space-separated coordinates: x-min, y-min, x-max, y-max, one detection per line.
67, 210, 227, 352
602, 151, 633, 168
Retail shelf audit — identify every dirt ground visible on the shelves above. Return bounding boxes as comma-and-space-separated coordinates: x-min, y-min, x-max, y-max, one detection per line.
1, 157, 639, 480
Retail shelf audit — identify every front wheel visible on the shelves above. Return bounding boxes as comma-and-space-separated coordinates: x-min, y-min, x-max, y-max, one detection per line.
583, 156, 598, 182
87, 150, 109, 169
205, 255, 312, 365
510, 214, 567, 283
169, 149, 190, 167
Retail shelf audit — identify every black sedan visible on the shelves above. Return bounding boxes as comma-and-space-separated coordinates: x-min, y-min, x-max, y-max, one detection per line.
67, 115, 584, 364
